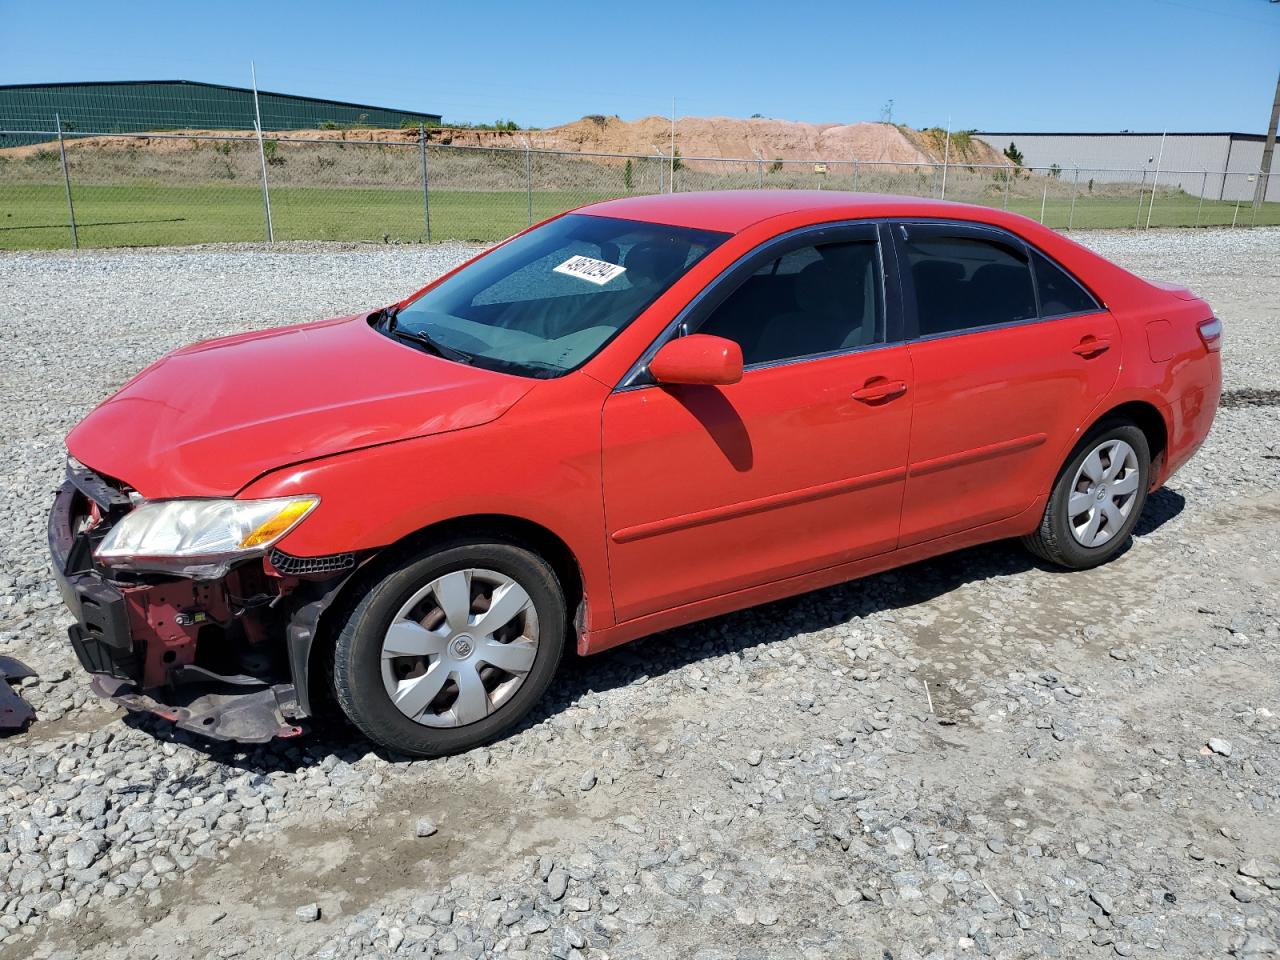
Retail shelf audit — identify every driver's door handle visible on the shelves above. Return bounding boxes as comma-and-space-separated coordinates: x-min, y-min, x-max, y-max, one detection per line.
851, 379, 908, 402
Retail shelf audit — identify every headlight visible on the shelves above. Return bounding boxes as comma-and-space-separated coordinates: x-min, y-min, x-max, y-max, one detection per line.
96, 496, 319, 565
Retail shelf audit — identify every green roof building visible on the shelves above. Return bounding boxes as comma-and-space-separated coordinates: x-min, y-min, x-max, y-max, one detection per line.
0, 79, 441, 145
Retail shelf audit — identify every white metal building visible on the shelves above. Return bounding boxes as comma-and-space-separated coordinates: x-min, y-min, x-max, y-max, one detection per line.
974, 131, 1278, 202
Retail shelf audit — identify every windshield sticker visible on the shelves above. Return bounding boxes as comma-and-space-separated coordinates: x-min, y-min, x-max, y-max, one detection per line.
553, 255, 626, 286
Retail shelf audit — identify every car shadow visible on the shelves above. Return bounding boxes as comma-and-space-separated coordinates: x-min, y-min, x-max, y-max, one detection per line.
125, 487, 1185, 773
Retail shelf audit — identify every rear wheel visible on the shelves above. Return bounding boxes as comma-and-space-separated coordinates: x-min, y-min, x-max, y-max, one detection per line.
1023, 421, 1150, 570
332, 539, 566, 756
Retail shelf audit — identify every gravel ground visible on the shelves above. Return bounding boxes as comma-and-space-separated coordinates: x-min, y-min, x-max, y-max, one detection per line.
0, 228, 1277, 960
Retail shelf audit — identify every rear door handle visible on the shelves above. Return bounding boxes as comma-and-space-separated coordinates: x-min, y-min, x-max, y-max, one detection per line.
1072, 336, 1112, 358
851, 379, 908, 402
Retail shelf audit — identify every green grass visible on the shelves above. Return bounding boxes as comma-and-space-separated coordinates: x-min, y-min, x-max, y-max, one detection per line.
0, 183, 620, 250
1002, 194, 1280, 230
1, 181, 1276, 251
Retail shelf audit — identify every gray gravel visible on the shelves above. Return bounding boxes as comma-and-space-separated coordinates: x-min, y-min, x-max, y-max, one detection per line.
0, 228, 1277, 960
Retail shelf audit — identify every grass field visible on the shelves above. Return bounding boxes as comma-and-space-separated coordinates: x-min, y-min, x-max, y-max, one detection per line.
2, 181, 1277, 250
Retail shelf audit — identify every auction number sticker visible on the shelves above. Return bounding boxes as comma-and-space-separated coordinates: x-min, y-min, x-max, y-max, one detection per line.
553, 255, 626, 285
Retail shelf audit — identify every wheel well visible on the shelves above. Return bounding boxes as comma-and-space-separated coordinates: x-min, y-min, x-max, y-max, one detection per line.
304, 515, 586, 718
1093, 400, 1168, 467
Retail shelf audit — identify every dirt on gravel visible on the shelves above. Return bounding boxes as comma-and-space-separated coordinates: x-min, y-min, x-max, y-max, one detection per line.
0, 227, 1277, 960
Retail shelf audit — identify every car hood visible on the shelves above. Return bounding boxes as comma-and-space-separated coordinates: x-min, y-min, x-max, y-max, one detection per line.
66, 315, 535, 498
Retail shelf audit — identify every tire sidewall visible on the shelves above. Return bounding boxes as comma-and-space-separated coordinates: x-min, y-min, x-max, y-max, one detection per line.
335, 540, 565, 756
1047, 422, 1151, 569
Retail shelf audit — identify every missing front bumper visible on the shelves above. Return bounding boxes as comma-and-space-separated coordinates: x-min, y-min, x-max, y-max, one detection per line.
91, 674, 306, 743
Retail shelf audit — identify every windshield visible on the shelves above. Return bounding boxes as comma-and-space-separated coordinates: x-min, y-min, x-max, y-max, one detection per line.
387, 214, 728, 377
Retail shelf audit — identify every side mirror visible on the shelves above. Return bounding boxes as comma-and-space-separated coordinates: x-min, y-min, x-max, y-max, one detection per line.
648, 334, 743, 386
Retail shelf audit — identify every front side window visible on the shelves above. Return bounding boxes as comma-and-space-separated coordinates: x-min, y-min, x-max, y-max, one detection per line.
903, 231, 1036, 336
696, 238, 885, 366
389, 215, 727, 377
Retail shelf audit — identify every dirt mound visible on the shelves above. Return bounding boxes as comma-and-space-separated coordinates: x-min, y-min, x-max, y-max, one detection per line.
432, 116, 1011, 167
4, 116, 1012, 168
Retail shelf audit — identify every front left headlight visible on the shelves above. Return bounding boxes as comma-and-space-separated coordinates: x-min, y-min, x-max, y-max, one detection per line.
95, 496, 319, 567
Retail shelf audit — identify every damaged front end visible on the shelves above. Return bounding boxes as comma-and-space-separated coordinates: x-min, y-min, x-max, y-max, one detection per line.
48, 460, 357, 743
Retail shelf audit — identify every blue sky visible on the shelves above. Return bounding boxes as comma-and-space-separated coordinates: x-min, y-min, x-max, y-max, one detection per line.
3, 0, 1278, 132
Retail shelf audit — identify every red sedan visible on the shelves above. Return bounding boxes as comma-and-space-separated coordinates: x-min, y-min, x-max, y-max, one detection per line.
49, 191, 1222, 756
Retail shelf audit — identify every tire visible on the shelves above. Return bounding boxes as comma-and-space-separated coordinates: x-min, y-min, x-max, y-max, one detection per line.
332, 538, 566, 756
1022, 420, 1151, 570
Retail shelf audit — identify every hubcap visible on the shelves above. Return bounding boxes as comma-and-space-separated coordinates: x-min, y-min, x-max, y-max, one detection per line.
380, 568, 539, 728
1067, 438, 1140, 548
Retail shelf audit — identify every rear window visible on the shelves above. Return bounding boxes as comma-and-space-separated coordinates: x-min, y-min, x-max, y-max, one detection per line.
904, 233, 1036, 336
1031, 250, 1102, 317
392, 215, 727, 377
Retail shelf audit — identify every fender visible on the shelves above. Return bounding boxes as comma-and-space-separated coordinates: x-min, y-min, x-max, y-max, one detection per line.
240, 371, 616, 635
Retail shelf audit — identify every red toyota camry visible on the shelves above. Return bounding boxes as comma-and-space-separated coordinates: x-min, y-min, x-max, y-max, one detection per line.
49, 191, 1221, 756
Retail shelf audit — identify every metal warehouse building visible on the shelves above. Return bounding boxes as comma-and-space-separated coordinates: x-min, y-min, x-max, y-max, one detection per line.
975, 131, 1278, 202
0, 80, 441, 146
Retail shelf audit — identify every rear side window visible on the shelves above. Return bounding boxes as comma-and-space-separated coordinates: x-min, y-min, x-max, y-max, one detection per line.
697, 239, 884, 366
902, 231, 1036, 336
1031, 250, 1101, 317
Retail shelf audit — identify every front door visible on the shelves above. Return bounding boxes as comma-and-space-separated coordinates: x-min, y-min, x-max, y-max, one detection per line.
601, 223, 914, 623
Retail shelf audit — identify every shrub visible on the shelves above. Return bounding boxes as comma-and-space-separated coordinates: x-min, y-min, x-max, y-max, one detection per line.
624, 158, 634, 190
1003, 142, 1024, 167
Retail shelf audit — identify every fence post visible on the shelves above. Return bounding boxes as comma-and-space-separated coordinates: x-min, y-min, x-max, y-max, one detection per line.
1134, 170, 1147, 229
419, 124, 431, 243
250, 64, 274, 242
1002, 172, 1011, 210
940, 120, 950, 200
1145, 130, 1166, 230
1195, 171, 1207, 228
525, 142, 533, 226
54, 114, 78, 250
1039, 177, 1048, 224
853, 159, 860, 192
757, 155, 764, 189
1068, 166, 1079, 230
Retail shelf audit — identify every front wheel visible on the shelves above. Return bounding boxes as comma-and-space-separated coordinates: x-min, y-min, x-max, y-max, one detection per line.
1023, 421, 1151, 570
332, 539, 566, 756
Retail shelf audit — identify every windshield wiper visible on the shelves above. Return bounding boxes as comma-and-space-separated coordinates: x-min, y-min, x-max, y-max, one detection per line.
378, 308, 474, 364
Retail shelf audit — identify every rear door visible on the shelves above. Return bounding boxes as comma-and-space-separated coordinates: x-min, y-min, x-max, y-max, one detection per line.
893, 221, 1121, 546
601, 222, 914, 623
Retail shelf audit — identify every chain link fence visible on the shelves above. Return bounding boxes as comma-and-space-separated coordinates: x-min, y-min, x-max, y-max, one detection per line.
2, 127, 1276, 250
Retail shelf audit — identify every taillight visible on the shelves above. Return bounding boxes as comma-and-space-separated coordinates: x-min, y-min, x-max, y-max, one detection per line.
1198, 317, 1222, 352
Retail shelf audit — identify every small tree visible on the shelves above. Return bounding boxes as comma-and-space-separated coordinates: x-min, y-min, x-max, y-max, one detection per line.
623, 158, 634, 190
1003, 141, 1024, 167
672, 146, 683, 173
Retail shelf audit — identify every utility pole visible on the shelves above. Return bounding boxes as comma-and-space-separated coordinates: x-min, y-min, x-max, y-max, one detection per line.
1253, 68, 1279, 212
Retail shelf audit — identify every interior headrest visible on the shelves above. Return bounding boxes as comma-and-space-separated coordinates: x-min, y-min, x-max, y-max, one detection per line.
624, 241, 686, 284
794, 260, 844, 314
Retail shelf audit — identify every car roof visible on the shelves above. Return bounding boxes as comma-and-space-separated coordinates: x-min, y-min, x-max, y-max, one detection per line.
577, 190, 1010, 234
